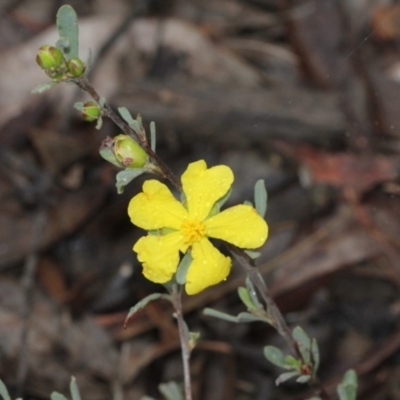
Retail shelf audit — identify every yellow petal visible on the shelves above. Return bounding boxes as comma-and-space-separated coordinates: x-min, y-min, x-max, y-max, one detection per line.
181, 160, 234, 222
185, 238, 231, 295
205, 205, 268, 249
133, 232, 188, 283
128, 180, 188, 230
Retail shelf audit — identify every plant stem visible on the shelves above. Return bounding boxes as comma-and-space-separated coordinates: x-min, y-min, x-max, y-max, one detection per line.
74, 77, 182, 191
171, 288, 193, 400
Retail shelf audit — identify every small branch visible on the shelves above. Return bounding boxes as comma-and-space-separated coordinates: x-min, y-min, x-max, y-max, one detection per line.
171, 288, 192, 400
74, 77, 182, 191
227, 244, 332, 400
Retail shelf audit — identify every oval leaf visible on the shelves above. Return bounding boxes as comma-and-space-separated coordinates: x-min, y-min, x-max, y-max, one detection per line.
264, 345, 287, 368
56, 5, 79, 59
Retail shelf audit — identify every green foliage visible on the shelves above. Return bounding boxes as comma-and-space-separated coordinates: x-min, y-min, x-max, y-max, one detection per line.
204, 277, 272, 324
337, 370, 358, 400
115, 169, 146, 194
56, 5, 79, 59
124, 293, 172, 327
203, 307, 266, 323
0, 380, 12, 400
176, 251, 193, 284
32, 81, 59, 94
264, 327, 321, 386
150, 122, 157, 152
159, 382, 184, 400
140, 382, 184, 400
50, 377, 81, 400
254, 179, 267, 218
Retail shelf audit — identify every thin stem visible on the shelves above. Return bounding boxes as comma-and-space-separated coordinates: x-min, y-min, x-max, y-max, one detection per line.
74, 77, 182, 191
227, 244, 332, 400
171, 288, 192, 400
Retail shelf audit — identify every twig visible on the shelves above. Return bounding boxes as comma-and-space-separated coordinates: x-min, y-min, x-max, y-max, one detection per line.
171, 288, 192, 400
74, 77, 182, 191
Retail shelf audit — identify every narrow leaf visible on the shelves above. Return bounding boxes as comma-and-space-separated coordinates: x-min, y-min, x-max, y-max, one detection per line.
176, 252, 192, 285
74, 102, 84, 111
263, 346, 287, 368
0, 380, 11, 400
275, 371, 299, 385
254, 179, 267, 217
51, 393, 69, 400
116, 169, 145, 194
296, 375, 311, 383
118, 107, 135, 125
337, 370, 358, 400
124, 293, 163, 327
159, 382, 184, 400
293, 326, 312, 364
69, 377, 81, 400
311, 338, 320, 375
32, 81, 58, 94
244, 250, 261, 259
150, 121, 156, 152
238, 286, 258, 311
56, 5, 79, 59
203, 308, 240, 323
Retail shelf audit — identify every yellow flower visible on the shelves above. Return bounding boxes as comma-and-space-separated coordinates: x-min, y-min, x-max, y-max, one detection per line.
128, 160, 268, 295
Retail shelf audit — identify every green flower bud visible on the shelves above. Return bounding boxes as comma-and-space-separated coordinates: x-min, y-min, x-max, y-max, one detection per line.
36, 45, 64, 69
67, 58, 86, 77
114, 134, 148, 168
81, 101, 101, 122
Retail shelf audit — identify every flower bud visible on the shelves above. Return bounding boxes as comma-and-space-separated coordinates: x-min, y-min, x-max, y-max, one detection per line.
81, 101, 101, 122
67, 58, 86, 77
114, 134, 148, 168
36, 45, 64, 69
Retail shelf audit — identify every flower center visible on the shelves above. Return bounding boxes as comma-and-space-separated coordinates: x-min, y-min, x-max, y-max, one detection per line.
181, 219, 206, 245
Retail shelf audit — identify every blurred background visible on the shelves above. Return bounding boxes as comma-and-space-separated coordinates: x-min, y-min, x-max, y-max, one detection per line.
1, 0, 400, 398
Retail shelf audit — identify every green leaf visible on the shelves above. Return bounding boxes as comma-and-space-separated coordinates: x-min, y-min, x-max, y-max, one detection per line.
337, 370, 358, 400
311, 338, 320, 375
236, 312, 268, 323
215, 187, 232, 210
263, 346, 287, 368
116, 168, 145, 194
150, 121, 156, 152
32, 81, 58, 94
74, 102, 84, 111
254, 179, 267, 217
118, 107, 135, 125
0, 380, 11, 400
275, 371, 299, 385
296, 375, 311, 384
245, 277, 263, 310
244, 250, 261, 259
159, 382, 184, 400
56, 5, 79, 59
95, 116, 103, 130
284, 355, 302, 369
293, 326, 312, 364
176, 252, 192, 285
203, 308, 241, 323
51, 393, 69, 400
69, 377, 81, 400
238, 286, 258, 311
140, 397, 157, 400
125, 293, 167, 326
